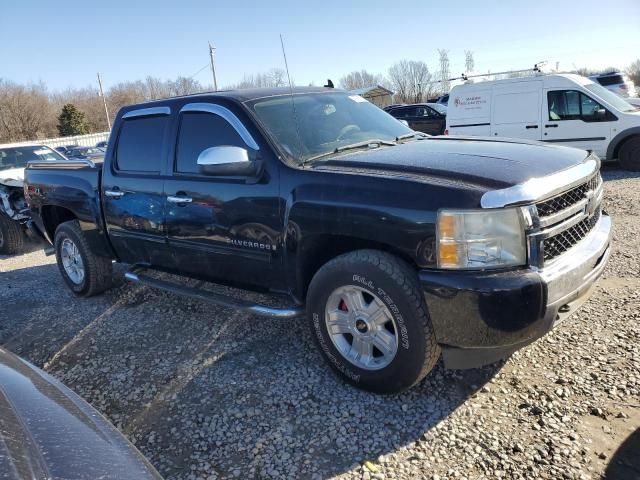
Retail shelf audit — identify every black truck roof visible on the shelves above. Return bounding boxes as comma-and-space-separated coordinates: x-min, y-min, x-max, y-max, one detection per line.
118, 86, 338, 115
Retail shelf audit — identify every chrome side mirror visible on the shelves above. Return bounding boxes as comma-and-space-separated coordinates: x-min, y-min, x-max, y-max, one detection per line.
196, 146, 260, 176
398, 119, 409, 126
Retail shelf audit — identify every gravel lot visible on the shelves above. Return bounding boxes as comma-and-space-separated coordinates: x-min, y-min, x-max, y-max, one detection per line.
1, 165, 638, 480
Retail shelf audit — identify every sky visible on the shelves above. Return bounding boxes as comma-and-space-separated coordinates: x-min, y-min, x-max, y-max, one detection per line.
2, 0, 640, 93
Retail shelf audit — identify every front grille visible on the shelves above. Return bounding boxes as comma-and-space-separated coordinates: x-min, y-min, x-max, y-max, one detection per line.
536, 174, 601, 217
542, 208, 601, 262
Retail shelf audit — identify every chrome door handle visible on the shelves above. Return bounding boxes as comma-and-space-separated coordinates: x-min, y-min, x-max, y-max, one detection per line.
105, 190, 125, 198
167, 195, 193, 204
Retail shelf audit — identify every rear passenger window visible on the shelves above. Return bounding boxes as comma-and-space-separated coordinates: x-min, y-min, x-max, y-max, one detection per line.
175, 112, 245, 174
116, 116, 167, 172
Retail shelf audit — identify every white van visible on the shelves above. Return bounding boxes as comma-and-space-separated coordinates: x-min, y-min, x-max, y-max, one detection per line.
446, 74, 640, 170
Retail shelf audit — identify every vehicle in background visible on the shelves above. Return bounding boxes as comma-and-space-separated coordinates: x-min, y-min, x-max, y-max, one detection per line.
385, 103, 447, 135
382, 103, 406, 112
96, 140, 108, 148
589, 71, 637, 98
55, 144, 78, 155
25, 87, 611, 393
0, 347, 162, 480
65, 146, 105, 161
435, 94, 449, 106
446, 74, 640, 170
0, 144, 67, 254
626, 97, 640, 109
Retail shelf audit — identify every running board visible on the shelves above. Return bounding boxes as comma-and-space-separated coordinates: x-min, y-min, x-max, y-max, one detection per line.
124, 269, 305, 319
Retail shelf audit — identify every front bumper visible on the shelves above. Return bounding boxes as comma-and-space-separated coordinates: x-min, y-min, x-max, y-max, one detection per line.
419, 212, 612, 369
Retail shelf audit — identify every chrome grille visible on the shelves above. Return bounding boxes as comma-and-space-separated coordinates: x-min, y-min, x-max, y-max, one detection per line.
542, 208, 601, 262
533, 172, 603, 265
536, 174, 601, 217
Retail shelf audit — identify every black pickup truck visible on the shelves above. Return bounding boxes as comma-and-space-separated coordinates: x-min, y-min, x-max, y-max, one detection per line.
24, 87, 612, 393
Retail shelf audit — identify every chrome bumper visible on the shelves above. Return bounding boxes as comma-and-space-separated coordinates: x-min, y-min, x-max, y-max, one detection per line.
538, 212, 612, 321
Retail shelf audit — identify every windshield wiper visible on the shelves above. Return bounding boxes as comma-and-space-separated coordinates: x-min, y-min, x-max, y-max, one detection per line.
335, 139, 396, 153
396, 132, 429, 142
303, 139, 396, 165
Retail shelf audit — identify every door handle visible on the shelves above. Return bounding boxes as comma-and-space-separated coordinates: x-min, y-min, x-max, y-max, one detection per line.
105, 189, 125, 198
167, 195, 193, 204
545, 124, 558, 128
525, 125, 538, 129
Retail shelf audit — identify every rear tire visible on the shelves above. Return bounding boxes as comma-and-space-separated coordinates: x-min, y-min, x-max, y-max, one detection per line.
54, 220, 113, 297
0, 215, 24, 255
618, 136, 640, 171
307, 249, 440, 394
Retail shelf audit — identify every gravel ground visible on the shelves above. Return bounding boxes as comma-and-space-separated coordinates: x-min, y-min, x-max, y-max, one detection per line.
1, 165, 638, 480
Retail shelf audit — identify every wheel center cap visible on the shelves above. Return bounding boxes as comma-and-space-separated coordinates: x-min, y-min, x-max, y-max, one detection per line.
355, 318, 369, 333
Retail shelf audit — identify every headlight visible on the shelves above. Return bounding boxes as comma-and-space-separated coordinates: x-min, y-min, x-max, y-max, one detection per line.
437, 208, 526, 269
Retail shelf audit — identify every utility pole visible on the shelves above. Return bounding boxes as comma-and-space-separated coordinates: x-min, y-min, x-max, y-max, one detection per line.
96, 72, 111, 131
209, 42, 218, 91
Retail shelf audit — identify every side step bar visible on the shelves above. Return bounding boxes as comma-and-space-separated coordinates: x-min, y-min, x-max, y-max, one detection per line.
124, 269, 305, 319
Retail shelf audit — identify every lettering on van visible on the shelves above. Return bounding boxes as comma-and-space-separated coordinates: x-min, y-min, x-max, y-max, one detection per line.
453, 96, 487, 108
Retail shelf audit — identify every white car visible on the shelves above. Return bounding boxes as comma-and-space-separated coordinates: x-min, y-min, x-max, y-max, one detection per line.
446, 73, 640, 170
588, 72, 636, 98
0, 144, 66, 254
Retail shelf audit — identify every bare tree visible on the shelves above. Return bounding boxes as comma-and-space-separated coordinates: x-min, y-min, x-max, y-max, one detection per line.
626, 59, 640, 86
339, 70, 383, 90
0, 79, 56, 142
225, 68, 290, 90
387, 60, 434, 103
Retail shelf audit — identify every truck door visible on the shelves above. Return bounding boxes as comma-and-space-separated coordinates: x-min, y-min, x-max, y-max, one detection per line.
102, 108, 174, 268
542, 89, 613, 157
164, 102, 282, 290
490, 81, 542, 141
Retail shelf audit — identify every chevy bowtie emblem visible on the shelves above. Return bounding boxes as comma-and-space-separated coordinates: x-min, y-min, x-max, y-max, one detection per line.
585, 190, 597, 217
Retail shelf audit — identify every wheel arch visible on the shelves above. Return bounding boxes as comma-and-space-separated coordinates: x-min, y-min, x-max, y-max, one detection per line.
607, 128, 640, 160
42, 205, 77, 242
293, 234, 417, 300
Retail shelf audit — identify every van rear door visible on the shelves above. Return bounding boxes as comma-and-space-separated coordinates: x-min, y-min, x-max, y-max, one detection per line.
490, 81, 542, 141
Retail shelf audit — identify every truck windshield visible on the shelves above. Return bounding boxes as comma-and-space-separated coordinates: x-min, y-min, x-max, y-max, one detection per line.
584, 83, 636, 113
0, 146, 66, 171
248, 92, 413, 163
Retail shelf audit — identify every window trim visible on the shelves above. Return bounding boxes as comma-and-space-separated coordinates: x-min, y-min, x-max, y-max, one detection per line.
122, 106, 171, 119
546, 90, 613, 123
179, 103, 260, 151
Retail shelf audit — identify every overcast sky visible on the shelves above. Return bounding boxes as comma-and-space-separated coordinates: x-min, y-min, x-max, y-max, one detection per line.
3, 0, 639, 92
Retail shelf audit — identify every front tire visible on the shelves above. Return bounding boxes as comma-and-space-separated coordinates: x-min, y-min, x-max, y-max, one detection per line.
0, 215, 24, 255
619, 136, 640, 171
307, 250, 440, 394
54, 220, 113, 297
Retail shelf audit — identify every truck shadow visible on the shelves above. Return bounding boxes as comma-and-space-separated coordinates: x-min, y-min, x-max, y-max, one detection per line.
1, 262, 503, 479
601, 163, 640, 180
604, 428, 640, 480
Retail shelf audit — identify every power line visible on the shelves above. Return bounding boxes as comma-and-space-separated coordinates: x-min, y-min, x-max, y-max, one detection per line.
189, 62, 211, 80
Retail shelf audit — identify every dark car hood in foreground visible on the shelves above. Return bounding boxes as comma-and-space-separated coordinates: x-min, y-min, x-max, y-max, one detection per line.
314, 136, 590, 190
0, 347, 162, 480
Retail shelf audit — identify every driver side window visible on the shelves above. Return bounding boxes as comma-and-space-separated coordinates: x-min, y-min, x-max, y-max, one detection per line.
547, 90, 610, 122
175, 111, 245, 174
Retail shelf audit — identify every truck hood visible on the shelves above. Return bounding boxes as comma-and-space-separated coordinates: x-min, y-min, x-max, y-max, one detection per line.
0, 347, 162, 480
314, 136, 590, 190
0, 167, 25, 188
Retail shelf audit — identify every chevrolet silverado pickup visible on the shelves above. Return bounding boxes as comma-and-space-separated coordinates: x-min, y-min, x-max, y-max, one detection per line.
24, 87, 612, 393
